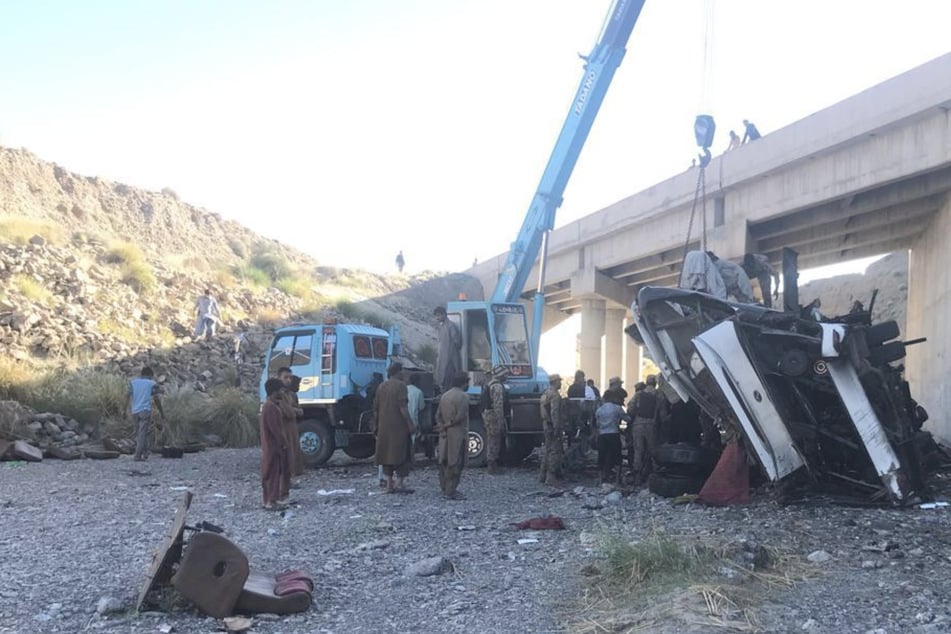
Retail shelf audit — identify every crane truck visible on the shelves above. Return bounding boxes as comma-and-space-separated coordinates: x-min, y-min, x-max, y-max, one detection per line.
444, 0, 646, 465
258, 0, 646, 467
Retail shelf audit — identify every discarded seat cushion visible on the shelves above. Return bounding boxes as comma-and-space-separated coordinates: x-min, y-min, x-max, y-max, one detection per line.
513, 516, 566, 530
697, 440, 750, 506
274, 578, 312, 597
235, 572, 311, 615
275, 570, 314, 592
171, 531, 250, 618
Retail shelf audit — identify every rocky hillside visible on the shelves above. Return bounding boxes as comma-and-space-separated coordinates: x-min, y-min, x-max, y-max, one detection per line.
799, 251, 909, 334
0, 146, 481, 398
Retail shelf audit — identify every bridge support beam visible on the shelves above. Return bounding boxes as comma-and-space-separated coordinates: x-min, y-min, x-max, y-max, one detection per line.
579, 298, 606, 389
907, 194, 951, 444
603, 309, 625, 388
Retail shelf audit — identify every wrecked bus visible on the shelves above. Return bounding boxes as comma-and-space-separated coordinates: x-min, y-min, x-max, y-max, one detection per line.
628, 286, 935, 505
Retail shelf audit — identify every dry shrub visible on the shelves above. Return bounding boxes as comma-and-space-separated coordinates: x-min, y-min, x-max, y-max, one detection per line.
0, 216, 65, 245
569, 529, 808, 634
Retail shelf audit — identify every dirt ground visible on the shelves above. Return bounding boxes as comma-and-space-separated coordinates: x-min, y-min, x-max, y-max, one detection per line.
1, 449, 951, 634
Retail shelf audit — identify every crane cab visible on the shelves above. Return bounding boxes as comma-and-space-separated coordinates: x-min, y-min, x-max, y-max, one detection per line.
445, 300, 543, 393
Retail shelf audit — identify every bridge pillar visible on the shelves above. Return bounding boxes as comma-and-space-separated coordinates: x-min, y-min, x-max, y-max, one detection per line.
579, 298, 606, 389
907, 195, 951, 444
603, 309, 625, 386
706, 213, 754, 261
623, 316, 642, 388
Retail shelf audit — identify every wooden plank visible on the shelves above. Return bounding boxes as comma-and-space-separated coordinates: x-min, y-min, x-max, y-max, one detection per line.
135, 492, 193, 612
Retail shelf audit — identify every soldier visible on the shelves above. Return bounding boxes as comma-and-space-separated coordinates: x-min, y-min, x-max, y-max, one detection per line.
627, 374, 660, 486
481, 365, 509, 474
742, 253, 781, 308
539, 373, 566, 486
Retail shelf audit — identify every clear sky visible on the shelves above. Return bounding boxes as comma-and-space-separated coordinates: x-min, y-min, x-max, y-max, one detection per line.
2, 1, 950, 277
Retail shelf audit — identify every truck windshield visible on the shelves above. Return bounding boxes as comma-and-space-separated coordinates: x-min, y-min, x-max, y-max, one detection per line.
492, 306, 531, 365
269, 332, 313, 374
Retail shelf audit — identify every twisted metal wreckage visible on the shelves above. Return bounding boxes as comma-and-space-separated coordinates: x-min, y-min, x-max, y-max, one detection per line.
628, 251, 946, 506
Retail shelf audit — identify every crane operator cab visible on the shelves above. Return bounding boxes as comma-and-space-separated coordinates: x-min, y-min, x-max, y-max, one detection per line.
445, 300, 541, 394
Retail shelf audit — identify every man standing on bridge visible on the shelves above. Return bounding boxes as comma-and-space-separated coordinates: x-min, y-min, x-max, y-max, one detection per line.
742, 253, 781, 308
742, 119, 762, 144
433, 306, 462, 393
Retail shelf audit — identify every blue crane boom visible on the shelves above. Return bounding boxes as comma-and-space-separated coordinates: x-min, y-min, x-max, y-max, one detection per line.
491, 0, 646, 309
446, 0, 644, 397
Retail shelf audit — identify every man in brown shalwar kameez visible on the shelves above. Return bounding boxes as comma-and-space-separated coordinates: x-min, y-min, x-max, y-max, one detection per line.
436, 372, 471, 500
260, 378, 289, 510
373, 362, 416, 494
275, 367, 304, 502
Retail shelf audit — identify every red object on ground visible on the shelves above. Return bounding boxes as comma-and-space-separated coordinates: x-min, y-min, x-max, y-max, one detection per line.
697, 440, 751, 506
513, 516, 566, 530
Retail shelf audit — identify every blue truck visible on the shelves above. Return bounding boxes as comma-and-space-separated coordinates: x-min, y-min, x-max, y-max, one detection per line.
259, 0, 647, 468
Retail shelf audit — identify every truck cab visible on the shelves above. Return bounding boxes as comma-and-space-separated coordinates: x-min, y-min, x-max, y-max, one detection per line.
446, 300, 546, 466
259, 321, 405, 467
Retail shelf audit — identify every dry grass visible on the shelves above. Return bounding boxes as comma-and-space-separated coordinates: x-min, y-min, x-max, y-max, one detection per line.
252, 306, 283, 327
10, 274, 53, 304
0, 216, 65, 245
569, 529, 812, 634
105, 241, 156, 293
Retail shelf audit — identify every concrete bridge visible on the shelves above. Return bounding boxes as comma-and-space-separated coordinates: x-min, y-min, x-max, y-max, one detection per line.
471, 53, 951, 441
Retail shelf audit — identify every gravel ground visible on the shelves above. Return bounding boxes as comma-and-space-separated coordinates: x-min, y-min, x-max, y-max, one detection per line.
2, 449, 951, 634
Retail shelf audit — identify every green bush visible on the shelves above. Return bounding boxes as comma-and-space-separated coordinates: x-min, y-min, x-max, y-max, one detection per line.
105, 241, 145, 265
249, 246, 293, 283
121, 260, 156, 293
276, 276, 314, 299
22, 370, 128, 433
335, 299, 365, 321
202, 387, 260, 447
416, 343, 437, 366
231, 263, 271, 287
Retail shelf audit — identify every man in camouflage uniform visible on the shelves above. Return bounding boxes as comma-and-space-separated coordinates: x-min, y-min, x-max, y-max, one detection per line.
539, 373, 566, 486
481, 365, 509, 475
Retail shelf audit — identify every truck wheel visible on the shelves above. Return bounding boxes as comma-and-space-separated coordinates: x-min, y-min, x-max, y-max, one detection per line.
648, 472, 705, 498
653, 442, 704, 466
467, 418, 487, 468
342, 437, 375, 460
299, 419, 334, 467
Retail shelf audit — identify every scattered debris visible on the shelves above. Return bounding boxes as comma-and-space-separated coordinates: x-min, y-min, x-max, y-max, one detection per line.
95, 596, 123, 615
405, 556, 453, 577
223, 616, 253, 632
513, 516, 566, 530
317, 489, 354, 496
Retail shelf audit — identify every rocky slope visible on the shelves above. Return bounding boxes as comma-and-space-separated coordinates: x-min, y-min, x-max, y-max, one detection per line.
0, 146, 480, 399
799, 251, 909, 333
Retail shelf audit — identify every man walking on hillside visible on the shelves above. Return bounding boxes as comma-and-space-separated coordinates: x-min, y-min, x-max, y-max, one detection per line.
374, 362, 416, 494
126, 366, 165, 461
433, 306, 462, 393
260, 378, 289, 510
481, 365, 509, 474
436, 372, 471, 500
193, 289, 222, 340
395, 251, 405, 273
